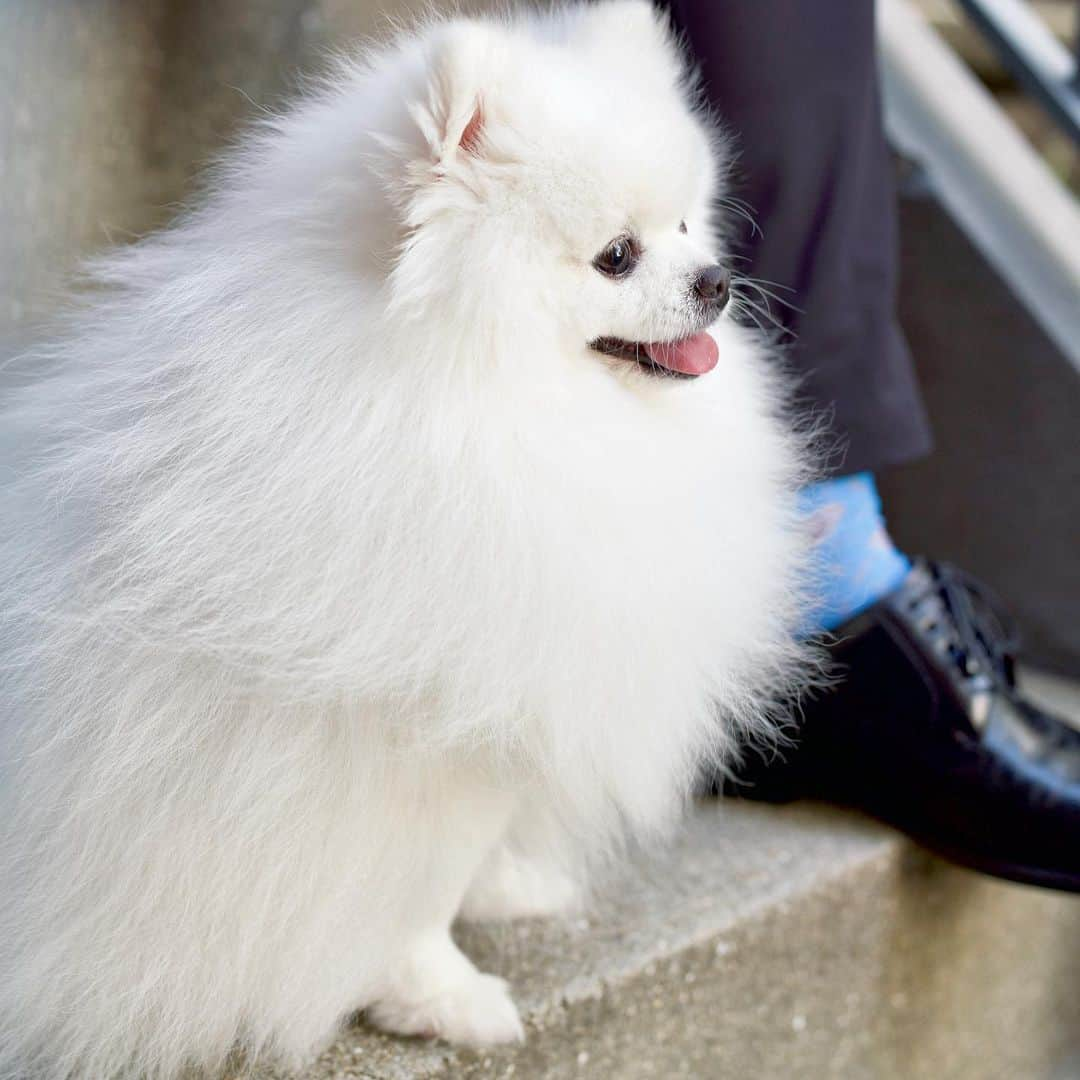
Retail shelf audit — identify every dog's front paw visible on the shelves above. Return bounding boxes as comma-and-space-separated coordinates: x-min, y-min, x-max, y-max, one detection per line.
369, 936, 524, 1047
370, 970, 524, 1047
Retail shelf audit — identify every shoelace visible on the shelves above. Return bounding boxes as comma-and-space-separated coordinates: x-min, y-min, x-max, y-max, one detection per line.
899, 562, 1080, 757
900, 561, 1023, 730
929, 562, 1020, 688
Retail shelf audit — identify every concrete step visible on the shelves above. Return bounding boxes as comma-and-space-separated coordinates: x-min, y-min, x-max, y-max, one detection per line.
253, 798, 1080, 1080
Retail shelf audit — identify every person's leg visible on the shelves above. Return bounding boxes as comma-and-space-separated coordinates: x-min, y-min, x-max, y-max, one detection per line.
663, 0, 1080, 893
662, 0, 932, 475
661, 0, 931, 631
800, 472, 909, 630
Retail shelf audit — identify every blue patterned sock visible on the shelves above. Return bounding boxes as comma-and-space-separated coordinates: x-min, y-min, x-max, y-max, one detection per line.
800, 472, 911, 633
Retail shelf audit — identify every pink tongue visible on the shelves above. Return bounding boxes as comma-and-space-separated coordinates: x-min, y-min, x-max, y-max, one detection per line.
643, 332, 719, 376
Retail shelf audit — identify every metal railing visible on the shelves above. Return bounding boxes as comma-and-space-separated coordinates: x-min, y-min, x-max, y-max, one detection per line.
879, 0, 1080, 369
953, 0, 1080, 144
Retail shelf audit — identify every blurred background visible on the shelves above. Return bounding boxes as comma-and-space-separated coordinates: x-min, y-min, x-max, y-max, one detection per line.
1, 0, 1077, 675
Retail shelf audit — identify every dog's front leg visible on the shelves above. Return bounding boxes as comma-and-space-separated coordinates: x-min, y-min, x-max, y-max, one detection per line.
365, 775, 524, 1047
459, 801, 582, 923
367, 929, 523, 1046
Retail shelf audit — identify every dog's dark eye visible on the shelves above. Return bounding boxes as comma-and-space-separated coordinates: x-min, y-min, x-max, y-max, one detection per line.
593, 236, 638, 278
679, 220, 688, 234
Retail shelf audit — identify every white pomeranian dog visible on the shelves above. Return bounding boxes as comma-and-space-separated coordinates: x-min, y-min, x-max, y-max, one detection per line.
0, 2, 810, 1076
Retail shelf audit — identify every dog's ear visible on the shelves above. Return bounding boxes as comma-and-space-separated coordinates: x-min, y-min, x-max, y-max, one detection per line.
457, 99, 485, 157
417, 22, 506, 168
576, 1, 685, 89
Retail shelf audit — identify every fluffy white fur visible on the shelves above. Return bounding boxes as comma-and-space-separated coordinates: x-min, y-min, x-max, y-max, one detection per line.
0, 3, 810, 1076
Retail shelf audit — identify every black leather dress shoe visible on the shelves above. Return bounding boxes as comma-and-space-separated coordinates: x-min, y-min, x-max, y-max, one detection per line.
719, 559, 1080, 893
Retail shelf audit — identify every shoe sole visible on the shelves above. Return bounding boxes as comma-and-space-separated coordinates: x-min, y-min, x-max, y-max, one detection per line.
905, 832, 1080, 895
720, 792, 1080, 894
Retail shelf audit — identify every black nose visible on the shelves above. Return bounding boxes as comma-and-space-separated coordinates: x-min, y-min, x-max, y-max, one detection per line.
693, 264, 730, 313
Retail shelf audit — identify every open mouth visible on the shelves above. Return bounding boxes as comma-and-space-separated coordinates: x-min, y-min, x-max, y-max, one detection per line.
589, 332, 719, 379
